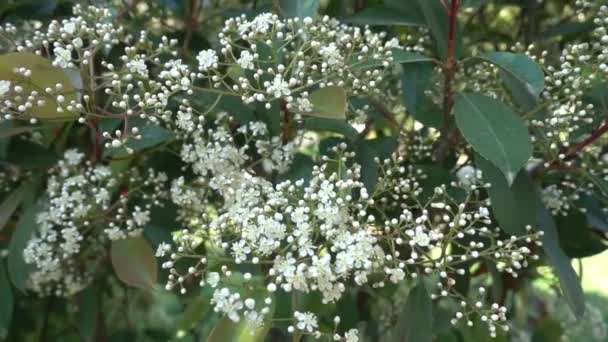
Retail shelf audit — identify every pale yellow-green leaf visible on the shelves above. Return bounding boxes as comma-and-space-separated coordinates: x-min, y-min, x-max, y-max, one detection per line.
0, 52, 79, 119
110, 237, 158, 290
307, 86, 347, 119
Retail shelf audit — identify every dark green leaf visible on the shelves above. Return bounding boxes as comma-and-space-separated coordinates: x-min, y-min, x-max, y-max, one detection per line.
8, 200, 44, 291
176, 294, 210, 337
78, 285, 98, 342
352, 50, 433, 71
415, 0, 463, 60
6, 140, 59, 169
454, 93, 532, 185
346, 2, 425, 27
0, 261, 13, 340
279, 0, 319, 18
110, 237, 158, 290
401, 62, 433, 115
104, 119, 173, 158
536, 196, 585, 319
0, 182, 29, 232
278, 153, 314, 184
476, 156, 536, 236
394, 282, 433, 342
532, 318, 564, 342
356, 136, 398, 192
480, 52, 545, 99
300, 117, 358, 140
555, 212, 607, 258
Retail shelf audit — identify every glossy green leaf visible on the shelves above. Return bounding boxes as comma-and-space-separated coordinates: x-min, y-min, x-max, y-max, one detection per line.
536, 197, 585, 319
300, 117, 357, 140
394, 282, 433, 342
0, 261, 13, 340
175, 295, 209, 337
415, 0, 463, 60
78, 285, 98, 342
352, 50, 433, 71
279, 0, 319, 18
555, 212, 607, 258
480, 52, 545, 99
8, 200, 44, 291
103, 118, 173, 158
0, 52, 78, 119
6, 140, 59, 169
0, 182, 29, 232
346, 1, 425, 27
308, 86, 347, 119
110, 237, 158, 290
356, 136, 398, 192
476, 156, 536, 236
401, 62, 433, 115
455, 93, 532, 185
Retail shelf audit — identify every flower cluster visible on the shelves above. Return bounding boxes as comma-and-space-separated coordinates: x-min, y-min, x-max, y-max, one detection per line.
22, 149, 167, 296
159, 143, 541, 339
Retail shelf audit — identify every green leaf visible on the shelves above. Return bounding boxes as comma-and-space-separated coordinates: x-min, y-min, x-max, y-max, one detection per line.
110, 237, 158, 290
103, 118, 173, 158
454, 93, 532, 185
6, 140, 59, 169
394, 282, 433, 342
0, 182, 29, 232
532, 318, 564, 342
175, 294, 210, 338
8, 200, 44, 291
346, 2, 425, 27
300, 117, 357, 140
278, 153, 314, 184
555, 212, 607, 258
480, 52, 545, 99
352, 50, 432, 71
0, 123, 34, 139
536, 196, 585, 319
78, 285, 98, 342
355, 136, 398, 192
308, 86, 347, 119
279, 0, 319, 18
476, 156, 536, 236
0, 261, 13, 340
401, 62, 433, 115
206, 318, 236, 342
415, 0, 463, 60
0, 52, 78, 119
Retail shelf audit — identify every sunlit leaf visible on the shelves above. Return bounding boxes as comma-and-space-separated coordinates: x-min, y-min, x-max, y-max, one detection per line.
308, 86, 347, 119
110, 237, 158, 290
0, 52, 78, 119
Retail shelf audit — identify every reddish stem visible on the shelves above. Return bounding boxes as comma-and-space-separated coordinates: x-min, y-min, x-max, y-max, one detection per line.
564, 120, 608, 161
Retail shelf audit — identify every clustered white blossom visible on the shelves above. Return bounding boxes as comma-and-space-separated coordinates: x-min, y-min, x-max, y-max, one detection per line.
0, 4, 558, 340
160, 142, 541, 339
22, 149, 167, 296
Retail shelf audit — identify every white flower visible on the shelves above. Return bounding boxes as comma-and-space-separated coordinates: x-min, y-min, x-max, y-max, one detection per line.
319, 43, 343, 66
63, 149, 84, 165
294, 311, 318, 333
267, 74, 291, 98
412, 226, 431, 247
344, 329, 359, 342
207, 272, 220, 288
155, 243, 171, 257
0, 80, 11, 96
71, 37, 83, 48
197, 49, 218, 71
456, 165, 478, 188
237, 51, 255, 70
297, 97, 313, 112
128, 57, 148, 77
54, 47, 72, 68
63, 22, 77, 34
